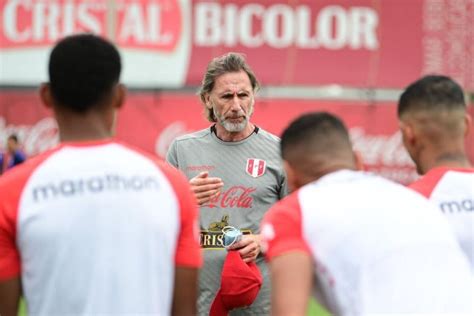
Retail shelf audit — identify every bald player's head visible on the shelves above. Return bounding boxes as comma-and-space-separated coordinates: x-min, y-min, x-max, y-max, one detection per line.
281, 112, 359, 190
398, 75, 471, 174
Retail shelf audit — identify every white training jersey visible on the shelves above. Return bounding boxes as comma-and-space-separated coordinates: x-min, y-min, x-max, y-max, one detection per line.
0, 139, 201, 315
409, 167, 474, 273
262, 170, 472, 315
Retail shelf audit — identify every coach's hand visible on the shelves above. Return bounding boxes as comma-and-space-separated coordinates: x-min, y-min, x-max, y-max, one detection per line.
229, 234, 261, 263
189, 171, 224, 206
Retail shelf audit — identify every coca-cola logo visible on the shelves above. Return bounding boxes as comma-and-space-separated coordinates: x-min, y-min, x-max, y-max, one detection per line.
1, 0, 181, 51
206, 186, 256, 209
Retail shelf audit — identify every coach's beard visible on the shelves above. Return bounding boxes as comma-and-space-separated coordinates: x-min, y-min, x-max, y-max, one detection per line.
220, 115, 249, 133
212, 99, 255, 133
218, 104, 254, 133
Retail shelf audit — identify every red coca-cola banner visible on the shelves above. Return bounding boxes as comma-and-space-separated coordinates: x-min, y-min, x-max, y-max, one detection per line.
1, 90, 473, 184
1, 0, 473, 90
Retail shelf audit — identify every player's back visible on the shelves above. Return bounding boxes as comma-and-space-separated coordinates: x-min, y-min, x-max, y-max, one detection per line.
409, 167, 474, 273
0, 140, 186, 314
298, 170, 472, 314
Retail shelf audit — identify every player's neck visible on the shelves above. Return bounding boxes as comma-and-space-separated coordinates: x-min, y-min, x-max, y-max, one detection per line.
214, 122, 255, 142
56, 111, 114, 142
432, 154, 471, 169
419, 147, 472, 174
59, 125, 113, 142
298, 162, 357, 187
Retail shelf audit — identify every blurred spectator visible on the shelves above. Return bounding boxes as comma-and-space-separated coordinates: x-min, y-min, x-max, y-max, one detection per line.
0, 134, 26, 175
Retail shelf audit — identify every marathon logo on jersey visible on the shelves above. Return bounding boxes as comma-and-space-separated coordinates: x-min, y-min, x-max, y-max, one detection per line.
246, 158, 266, 178
32, 174, 161, 202
200, 214, 251, 249
440, 199, 473, 213
185, 165, 215, 172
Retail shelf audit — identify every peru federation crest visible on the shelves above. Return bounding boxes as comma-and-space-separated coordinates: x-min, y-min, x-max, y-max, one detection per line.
246, 158, 266, 178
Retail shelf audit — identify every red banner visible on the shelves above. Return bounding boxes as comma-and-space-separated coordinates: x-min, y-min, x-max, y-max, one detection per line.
187, 0, 474, 90
0, 0, 181, 51
1, 0, 473, 90
1, 90, 473, 184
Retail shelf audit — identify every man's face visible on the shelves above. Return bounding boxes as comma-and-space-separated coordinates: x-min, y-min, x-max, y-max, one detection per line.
206, 71, 255, 133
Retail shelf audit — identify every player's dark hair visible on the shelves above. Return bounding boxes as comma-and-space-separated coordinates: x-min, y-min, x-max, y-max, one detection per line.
281, 112, 352, 161
398, 75, 466, 117
48, 34, 121, 113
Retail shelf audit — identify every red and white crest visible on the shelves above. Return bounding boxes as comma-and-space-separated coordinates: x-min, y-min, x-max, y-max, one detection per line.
246, 158, 266, 178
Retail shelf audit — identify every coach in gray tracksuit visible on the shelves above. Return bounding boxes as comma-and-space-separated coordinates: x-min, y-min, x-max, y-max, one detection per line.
166, 53, 287, 316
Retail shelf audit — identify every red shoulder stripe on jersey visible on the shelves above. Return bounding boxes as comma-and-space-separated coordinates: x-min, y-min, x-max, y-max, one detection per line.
442, 167, 474, 174
157, 162, 202, 267
261, 191, 311, 261
118, 141, 202, 268
0, 147, 61, 280
408, 167, 449, 198
408, 167, 474, 198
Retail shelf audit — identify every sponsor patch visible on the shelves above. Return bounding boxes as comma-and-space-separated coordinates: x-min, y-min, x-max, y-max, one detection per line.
246, 158, 266, 178
200, 229, 252, 249
200, 214, 252, 249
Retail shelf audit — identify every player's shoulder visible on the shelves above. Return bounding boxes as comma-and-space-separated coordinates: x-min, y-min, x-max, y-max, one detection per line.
116, 140, 188, 182
114, 140, 168, 168
0, 146, 61, 192
266, 190, 301, 220
412, 166, 474, 197
306, 170, 419, 202
356, 171, 427, 201
408, 167, 455, 198
261, 191, 304, 254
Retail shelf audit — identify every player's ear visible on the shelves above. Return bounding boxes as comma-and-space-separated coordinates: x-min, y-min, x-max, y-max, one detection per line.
283, 160, 299, 193
463, 113, 472, 138
113, 84, 126, 109
399, 120, 416, 147
39, 83, 54, 110
353, 150, 365, 171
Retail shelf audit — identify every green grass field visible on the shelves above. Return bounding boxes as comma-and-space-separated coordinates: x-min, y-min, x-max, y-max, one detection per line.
19, 298, 329, 315
308, 298, 330, 316
18, 299, 26, 316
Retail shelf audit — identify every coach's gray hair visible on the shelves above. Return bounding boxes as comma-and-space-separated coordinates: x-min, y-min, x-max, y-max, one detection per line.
199, 52, 260, 122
